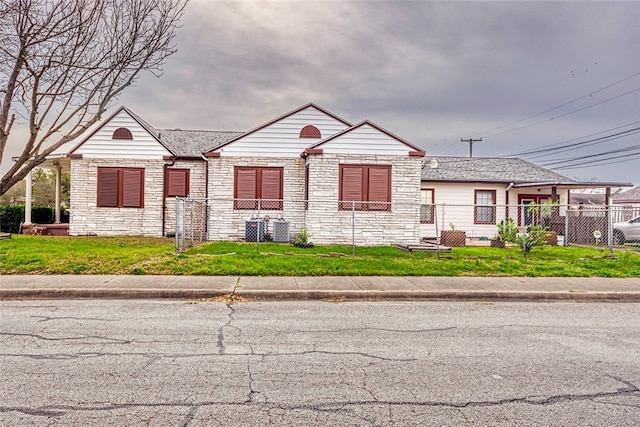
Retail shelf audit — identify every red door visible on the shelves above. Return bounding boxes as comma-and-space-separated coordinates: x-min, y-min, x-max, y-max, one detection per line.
517, 195, 549, 226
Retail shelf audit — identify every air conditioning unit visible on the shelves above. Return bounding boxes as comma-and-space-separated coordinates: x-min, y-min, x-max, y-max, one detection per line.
272, 220, 290, 243
245, 220, 265, 242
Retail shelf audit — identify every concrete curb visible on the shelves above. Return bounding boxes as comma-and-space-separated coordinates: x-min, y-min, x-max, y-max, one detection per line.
0, 289, 230, 300
2, 289, 640, 302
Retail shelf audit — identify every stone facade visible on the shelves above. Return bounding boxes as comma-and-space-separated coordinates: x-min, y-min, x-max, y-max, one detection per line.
204, 154, 422, 246
206, 157, 307, 242
306, 154, 422, 246
70, 158, 207, 237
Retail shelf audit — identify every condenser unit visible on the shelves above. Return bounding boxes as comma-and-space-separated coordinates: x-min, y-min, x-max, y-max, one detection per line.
245, 220, 265, 242
272, 220, 290, 243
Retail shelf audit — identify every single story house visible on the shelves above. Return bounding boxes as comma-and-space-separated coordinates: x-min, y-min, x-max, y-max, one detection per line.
613, 185, 640, 205
612, 185, 640, 221
419, 156, 632, 239
65, 103, 425, 246
21, 103, 631, 245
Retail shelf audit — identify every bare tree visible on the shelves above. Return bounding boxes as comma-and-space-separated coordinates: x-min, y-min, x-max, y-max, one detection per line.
0, 0, 187, 195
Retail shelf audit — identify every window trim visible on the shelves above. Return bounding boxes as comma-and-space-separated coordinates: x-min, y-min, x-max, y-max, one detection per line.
233, 166, 284, 210
112, 127, 133, 140
420, 188, 435, 224
300, 125, 321, 138
338, 164, 392, 211
474, 189, 496, 224
97, 167, 144, 208
164, 168, 190, 198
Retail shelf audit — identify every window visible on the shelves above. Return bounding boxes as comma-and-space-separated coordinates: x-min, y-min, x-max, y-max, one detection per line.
475, 189, 496, 224
420, 189, 435, 223
112, 127, 133, 139
97, 167, 144, 208
300, 125, 321, 138
165, 168, 190, 197
339, 164, 391, 211
234, 166, 283, 210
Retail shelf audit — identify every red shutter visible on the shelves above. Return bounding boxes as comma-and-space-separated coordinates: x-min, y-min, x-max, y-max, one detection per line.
340, 166, 363, 210
97, 168, 119, 207
260, 168, 282, 209
122, 168, 144, 208
235, 168, 257, 209
367, 166, 391, 211
165, 169, 189, 197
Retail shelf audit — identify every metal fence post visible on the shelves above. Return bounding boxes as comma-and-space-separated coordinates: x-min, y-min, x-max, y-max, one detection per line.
608, 196, 614, 256
256, 199, 261, 254
564, 206, 569, 246
434, 202, 440, 258
352, 201, 355, 258
175, 197, 180, 254
189, 198, 194, 248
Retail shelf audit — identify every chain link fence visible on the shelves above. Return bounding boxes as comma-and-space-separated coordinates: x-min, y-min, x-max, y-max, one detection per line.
175, 197, 640, 253
421, 202, 640, 251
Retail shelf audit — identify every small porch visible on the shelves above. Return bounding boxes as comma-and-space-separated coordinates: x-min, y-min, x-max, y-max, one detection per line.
19, 154, 70, 236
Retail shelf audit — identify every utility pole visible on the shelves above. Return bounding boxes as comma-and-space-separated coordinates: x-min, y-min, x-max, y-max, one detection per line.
461, 137, 482, 157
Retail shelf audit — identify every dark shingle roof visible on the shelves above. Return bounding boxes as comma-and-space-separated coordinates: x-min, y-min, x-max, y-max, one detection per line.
421, 156, 575, 183
613, 185, 640, 203
158, 129, 244, 157
122, 107, 243, 157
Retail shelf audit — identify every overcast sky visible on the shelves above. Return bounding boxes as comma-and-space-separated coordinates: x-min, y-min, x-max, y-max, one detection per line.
5, 0, 640, 186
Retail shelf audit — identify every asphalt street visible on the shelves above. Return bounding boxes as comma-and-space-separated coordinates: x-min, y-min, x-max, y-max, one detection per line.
1, 300, 639, 426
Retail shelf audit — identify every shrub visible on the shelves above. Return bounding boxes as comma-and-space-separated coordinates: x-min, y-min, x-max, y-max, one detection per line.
0, 205, 57, 233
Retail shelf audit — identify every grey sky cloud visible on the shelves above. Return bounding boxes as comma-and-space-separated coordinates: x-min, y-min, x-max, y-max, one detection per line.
3, 0, 639, 185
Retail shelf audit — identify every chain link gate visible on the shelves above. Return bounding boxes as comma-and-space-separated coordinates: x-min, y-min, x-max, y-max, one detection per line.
175, 197, 209, 253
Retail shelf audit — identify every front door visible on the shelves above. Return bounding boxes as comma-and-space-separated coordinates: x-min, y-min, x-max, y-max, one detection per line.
518, 195, 549, 226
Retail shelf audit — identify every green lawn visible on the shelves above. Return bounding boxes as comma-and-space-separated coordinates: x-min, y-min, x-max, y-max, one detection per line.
1, 235, 639, 277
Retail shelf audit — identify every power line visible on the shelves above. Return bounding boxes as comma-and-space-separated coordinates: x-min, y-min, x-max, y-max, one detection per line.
541, 144, 640, 167
482, 85, 640, 139
528, 130, 640, 160
469, 70, 640, 138
505, 120, 640, 157
513, 126, 640, 158
550, 151, 640, 170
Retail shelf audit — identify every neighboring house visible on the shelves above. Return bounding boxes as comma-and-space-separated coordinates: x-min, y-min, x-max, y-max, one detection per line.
612, 185, 640, 205
612, 185, 640, 221
418, 156, 631, 239
66, 104, 425, 246
568, 191, 606, 206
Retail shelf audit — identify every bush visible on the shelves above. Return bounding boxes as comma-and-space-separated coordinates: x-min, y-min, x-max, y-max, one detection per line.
0, 205, 58, 233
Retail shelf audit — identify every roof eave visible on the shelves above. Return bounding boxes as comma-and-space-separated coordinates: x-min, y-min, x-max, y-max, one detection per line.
512, 181, 633, 188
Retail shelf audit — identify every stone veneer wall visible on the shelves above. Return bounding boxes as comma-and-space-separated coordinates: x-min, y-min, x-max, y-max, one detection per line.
305, 153, 422, 246
206, 157, 307, 241
206, 154, 422, 246
70, 158, 207, 237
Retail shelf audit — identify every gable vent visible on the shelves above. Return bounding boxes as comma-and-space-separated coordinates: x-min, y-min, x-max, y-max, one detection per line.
300, 125, 321, 138
112, 127, 133, 140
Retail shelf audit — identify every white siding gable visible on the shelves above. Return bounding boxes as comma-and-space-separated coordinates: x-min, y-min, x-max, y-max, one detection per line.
320, 123, 413, 155
218, 106, 349, 158
73, 110, 171, 159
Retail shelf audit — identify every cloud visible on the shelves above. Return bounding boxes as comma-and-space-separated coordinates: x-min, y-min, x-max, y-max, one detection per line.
4, 0, 640, 184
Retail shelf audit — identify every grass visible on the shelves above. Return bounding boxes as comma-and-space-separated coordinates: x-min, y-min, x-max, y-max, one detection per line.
1, 235, 640, 277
